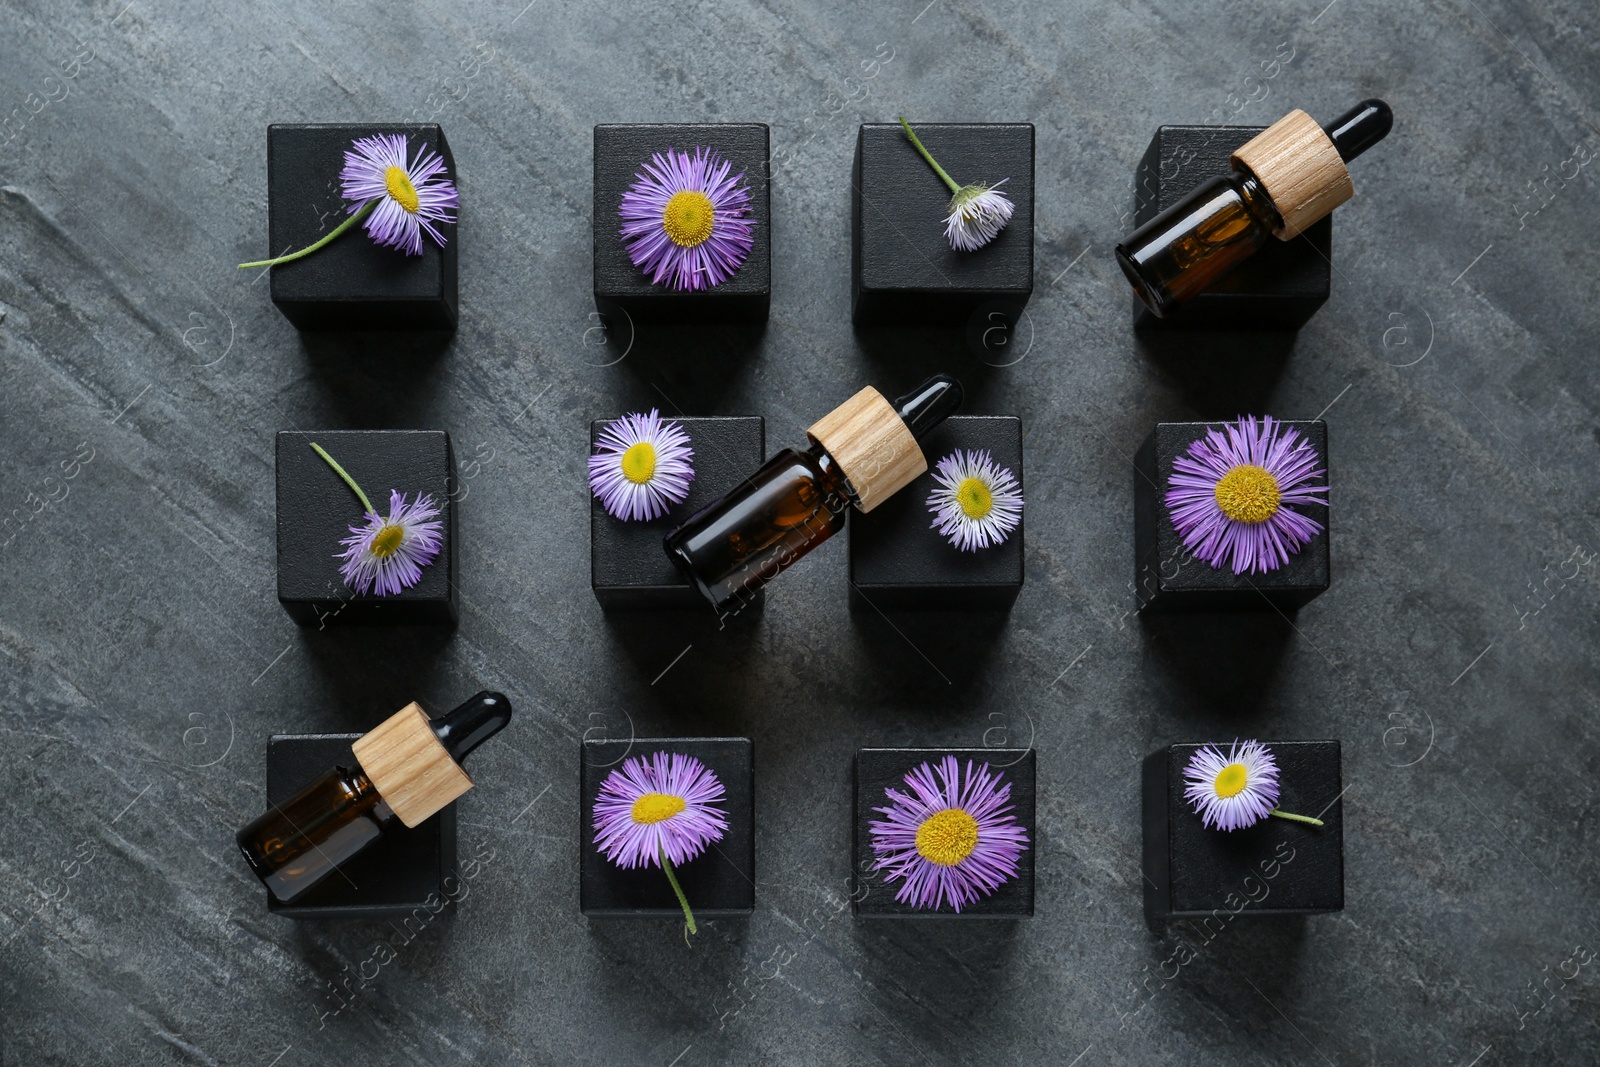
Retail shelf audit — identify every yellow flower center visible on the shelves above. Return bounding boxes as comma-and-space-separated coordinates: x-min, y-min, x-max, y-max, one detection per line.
956, 477, 994, 519
915, 808, 979, 867
621, 442, 657, 484
385, 165, 419, 213
369, 524, 405, 559
1213, 464, 1281, 524
631, 792, 686, 824
662, 190, 715, 248
1213, 763, 1249, 798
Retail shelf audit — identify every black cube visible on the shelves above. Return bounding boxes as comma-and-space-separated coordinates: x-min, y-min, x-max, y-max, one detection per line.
590, 416, 764, 610
1142, 740, 1343, 924
1131, 125, 1331, 331
263, 733, 457, 919
580, 738, 755, 919
849, 416, 1024, 611
853, 748, 1035, 918
592, 123, 771, 324
265, 123, 458, 331
1135, 420, 1329, 612
852, 122, 1034, 327
276, 429, 457, 626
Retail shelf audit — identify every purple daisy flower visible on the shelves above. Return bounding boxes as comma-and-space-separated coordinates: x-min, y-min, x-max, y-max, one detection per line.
869, 756, 1029, 912
336, 490, 445, 596
339, 133, 459, 256
588, 410, 695, 522
1183, 739, 1280, 831
592, 751, 728, 871
1163, 415, 1328, 576
618, 147, 754, 291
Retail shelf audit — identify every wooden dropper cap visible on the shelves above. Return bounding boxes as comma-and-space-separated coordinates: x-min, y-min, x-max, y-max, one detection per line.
351, 691, 513, 828
1231, 99, 1392, 239
807, 374, 963, 513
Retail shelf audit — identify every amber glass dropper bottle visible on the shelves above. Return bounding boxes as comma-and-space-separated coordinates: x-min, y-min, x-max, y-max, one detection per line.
1115, 99, 1393, 318
663, 374, 963, 615
236, 691, 512, 904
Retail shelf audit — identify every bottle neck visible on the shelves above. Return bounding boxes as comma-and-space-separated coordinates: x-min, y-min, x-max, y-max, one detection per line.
1231, 170, 1285, 233
339, 765, 396, 824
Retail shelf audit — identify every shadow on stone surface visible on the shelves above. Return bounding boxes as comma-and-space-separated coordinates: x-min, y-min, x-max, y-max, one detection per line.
608, 320, 766, 415
298, 330, 455, 425
1134, 327, 1298, 418
1138, 611, 1295, 723
845, 604, 1010, 705
297, 625, 458, 730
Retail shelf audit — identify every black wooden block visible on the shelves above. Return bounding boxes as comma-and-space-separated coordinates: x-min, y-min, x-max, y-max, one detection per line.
592, 123, 771, 324
590, 416, 765, 609
580, 738, 755, 918
1131, 124, 1331, 331
266, 123, 458, 331
1142, 740, 1344, 923
1135, 420, 1329, 612
852, 122, 1034, 327
849, 416, 1024, 611
263, 733, 457, 920
853, 748, 1035, 918
276, 429, 457, 626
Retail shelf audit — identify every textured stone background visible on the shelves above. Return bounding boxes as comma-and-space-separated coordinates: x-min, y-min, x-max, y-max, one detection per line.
2, 0, 1598, 1064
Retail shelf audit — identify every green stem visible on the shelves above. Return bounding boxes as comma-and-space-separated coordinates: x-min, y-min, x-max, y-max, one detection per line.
660, 844, 697, 937
238, 200, 377, 269
898, 116, 962, 195
309, 442, 377, 516
1269, 809, 1325, 827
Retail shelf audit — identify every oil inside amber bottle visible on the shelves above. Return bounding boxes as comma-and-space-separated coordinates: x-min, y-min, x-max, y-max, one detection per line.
1115, 98, 1393, 318
1115, 171, 1278, 318
663, 443, 852, 615
663, 375, 962, 616
237, 765, 393, 903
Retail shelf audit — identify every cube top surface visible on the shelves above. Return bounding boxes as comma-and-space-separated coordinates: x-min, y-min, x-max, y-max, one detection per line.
854, 747, 1035, 918
855, 122, 1035, 295
589, 415, 764, 605
592, 123, 772, 301
849, 416, 1023, 603
266, 123, 456, 309
580, 737, 755, 916
265, 732, 455, 918
1155, 740, 1344, 917
275, 429, 455, 612
1138, 420, 1329, 600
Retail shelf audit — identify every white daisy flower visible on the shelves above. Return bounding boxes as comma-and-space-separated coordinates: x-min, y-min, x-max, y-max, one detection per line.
944, 180, 1015, 252
588, 410, 695, 522
926, 449, 1023, 552
899, 118, 1015, 252
1182, 739, 1325, 832
1182, 739, 1279, 831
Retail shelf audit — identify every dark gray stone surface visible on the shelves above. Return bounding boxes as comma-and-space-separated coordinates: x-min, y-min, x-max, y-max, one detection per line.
1, 0, 1597, 1064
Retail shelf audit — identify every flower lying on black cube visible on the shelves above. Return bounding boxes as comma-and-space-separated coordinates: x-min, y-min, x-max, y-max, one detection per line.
854, 748, 1035, 918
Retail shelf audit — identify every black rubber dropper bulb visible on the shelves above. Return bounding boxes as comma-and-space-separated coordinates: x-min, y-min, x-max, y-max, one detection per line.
1323, 98, 1393, 162
892, 374, 964, 440
430, 691, 513, 763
